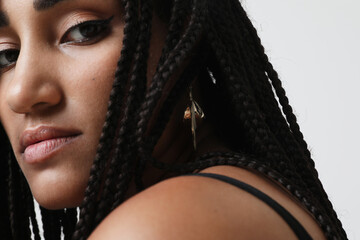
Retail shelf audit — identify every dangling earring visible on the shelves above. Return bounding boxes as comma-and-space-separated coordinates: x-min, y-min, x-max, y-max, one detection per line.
184, 85, 204, 150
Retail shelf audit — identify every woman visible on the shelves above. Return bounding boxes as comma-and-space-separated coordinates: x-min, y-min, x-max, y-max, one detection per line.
0, 0, 347, 239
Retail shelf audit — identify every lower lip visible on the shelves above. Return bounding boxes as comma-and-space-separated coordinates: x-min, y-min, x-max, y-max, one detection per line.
23, 136, 77, 164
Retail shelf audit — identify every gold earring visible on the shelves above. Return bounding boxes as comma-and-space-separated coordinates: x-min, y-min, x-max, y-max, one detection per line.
184, 85, 204, 150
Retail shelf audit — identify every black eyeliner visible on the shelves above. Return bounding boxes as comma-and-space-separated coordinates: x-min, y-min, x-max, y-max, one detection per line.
72, 15, 114, 30
0, 49, 19, 70
60, 15, 114, 44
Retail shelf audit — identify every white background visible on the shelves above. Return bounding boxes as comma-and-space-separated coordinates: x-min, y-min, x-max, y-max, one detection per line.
242, 0, 360, 239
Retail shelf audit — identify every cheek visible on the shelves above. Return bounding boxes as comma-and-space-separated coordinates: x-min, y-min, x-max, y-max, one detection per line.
62, 41, 123, 129
14, 44, 122, 209
0, 17, 125, 209
22, 55, 122, 209
0, 104, 21, 165
0, 73, 17, 144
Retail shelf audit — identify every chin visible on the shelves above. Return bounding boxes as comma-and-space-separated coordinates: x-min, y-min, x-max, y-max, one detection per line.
33, 185, 85, 210
35, 193, 84, 210
28, 171, 88, 210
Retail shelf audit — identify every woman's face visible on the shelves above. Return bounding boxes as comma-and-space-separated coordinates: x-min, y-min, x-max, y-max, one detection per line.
0, 0, 137, 209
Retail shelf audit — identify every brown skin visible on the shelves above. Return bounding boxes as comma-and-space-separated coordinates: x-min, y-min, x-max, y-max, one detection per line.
0, 0, 128, 209
0, 0, 325, 238
90, 166, 327, 240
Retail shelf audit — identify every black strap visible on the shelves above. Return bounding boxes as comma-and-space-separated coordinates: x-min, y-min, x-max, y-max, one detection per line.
186, 172, 312, 240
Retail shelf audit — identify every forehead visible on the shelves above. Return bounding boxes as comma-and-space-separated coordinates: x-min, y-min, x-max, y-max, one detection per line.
0, 0, 69, 26
0, 0, 68, 12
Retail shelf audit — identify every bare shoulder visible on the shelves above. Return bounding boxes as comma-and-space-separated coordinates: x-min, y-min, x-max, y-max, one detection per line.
89, 166, 325, 240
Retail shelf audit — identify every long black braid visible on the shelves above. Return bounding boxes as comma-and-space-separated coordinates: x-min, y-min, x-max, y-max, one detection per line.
95, 0, 153, 224
0, 0, 347, 239
0, 140, 11, 239
224, 1, 345, 235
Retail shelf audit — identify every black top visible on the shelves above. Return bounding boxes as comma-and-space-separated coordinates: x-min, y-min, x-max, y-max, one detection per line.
186, 172, 313, 240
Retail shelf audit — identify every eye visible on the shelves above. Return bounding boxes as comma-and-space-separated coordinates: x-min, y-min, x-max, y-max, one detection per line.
0, 49, 19, 70
60, 16, 114, 45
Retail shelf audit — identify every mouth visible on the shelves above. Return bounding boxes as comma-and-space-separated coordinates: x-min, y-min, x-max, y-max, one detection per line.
20, 126, 81, 164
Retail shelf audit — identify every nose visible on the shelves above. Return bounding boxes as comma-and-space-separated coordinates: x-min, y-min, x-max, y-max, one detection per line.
6, 48, 63, 114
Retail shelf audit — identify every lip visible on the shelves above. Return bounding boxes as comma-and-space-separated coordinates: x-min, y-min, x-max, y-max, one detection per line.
20, 126, 81, 164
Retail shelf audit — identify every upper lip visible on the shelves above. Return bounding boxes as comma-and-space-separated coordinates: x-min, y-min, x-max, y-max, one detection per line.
20, 126, 81, 153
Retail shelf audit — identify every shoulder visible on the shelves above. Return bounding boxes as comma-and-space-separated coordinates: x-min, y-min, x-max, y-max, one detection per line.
89, 166, 325, 240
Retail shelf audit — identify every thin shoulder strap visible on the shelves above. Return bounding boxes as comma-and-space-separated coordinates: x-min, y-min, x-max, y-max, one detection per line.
187, 172, 313, 240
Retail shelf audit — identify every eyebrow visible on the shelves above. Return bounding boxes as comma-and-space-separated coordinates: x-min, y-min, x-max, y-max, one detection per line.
33, 0, 69, 11
0, 11, 9, 27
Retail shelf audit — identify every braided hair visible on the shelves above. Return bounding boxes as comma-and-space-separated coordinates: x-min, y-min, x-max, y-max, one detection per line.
0, 0, 347, 239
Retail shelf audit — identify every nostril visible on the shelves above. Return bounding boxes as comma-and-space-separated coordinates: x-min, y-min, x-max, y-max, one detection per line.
31, 101, 62, 113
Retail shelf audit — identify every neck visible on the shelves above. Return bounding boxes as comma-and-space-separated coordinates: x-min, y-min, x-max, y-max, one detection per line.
125, 81, 229, 197
144, 119, 229, 186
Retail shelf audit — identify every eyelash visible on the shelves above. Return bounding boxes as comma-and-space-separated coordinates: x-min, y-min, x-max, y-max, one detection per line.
0, 16, 114, 71
0, 49, 20, 72
60, 16, 114, 45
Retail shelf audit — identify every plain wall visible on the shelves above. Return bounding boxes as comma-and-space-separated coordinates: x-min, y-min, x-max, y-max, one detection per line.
242, 0, 360, 239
